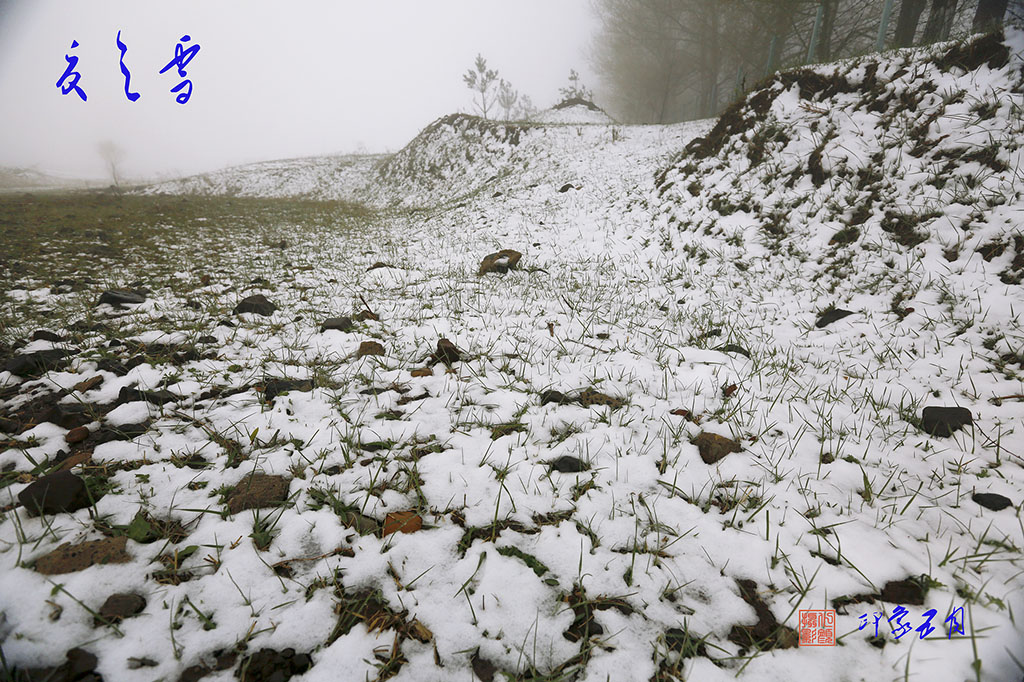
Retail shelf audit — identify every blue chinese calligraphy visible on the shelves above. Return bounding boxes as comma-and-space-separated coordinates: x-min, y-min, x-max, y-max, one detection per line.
116, 30, 140, 102
858, 605, 965, 641
56, 40, 87, 101
159, 35, 200, 104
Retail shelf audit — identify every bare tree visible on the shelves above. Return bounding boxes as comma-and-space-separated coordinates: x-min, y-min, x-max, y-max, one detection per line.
497, 79, 519, 120
559, 69, 595, 102
463, 54, 499, 119
895, 0, 928, 46
973, 0, 1010, 31
923, 0, 960, 41
97, 140, 124, 187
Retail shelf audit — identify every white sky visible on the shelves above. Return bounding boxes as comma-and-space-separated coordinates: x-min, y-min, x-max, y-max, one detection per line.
0, 1, 599, 180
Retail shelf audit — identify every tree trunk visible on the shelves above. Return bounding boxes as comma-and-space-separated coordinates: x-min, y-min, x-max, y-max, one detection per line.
973, 0, 1009, 31
894, 0, 927, 46
815, 0, 839, 61
923, 0, 959, 42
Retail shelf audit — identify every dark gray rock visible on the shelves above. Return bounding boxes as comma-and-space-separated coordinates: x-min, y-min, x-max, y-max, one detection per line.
972, 492, 1013, 511
43, 403, 92, 429
320, 317, 353, 333
31, 330, 63, 342
116, 386, 178, 406
262, 378, 313, 402
97, 289, 146, 307
815, 308, 856, 328
921, 406, 972, 437
549, 456, 588, 473
539, 390, 574, 406
18, 470, 92, 516
5, 349, 72, 377
233, 294, 277, 316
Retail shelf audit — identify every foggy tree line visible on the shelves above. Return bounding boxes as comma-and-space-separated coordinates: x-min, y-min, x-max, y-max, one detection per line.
590, 0, 1023, 123
463, 55, 594, 120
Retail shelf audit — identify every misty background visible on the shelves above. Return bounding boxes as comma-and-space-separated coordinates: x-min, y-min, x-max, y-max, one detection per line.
1, 0, 1020, 184
0, 1, 598, 181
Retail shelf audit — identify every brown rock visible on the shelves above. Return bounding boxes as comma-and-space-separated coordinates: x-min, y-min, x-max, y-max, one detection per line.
433, 338, 462, 365
355, 341, 385, 358
879, 578, 925, 606
410, 367, 433, 377
18, 470, 92, 515
578, 389, 625, 409
478, 249, 522, 275
694, 432, 742, 464
98, 592, 146, 623
65, 426, 90, 444
383, 511, 422, 536
35, 536, 131, 574
73, 375, 104, 393
227, 474, 291, 514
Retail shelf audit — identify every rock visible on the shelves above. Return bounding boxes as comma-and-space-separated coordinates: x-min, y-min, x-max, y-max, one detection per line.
410, 367, 433, 377
5, 349, 72, 377
236, 648, 312, 682
383, 511, 423, 536
97, 289, 146, 307
116, 386, 178, 406
95, 358, 130, 376
65, 426, 90, 444
433, 338, 462, 365
728, 579, 799, 652
714, 343, 751, 358
18, 471, 92, 516
261, 378, 313, 402
94, 421, 150, 443
355, 341, 385, 358
12, 647, 102, 682
97, 593, 146, 623
558, 183, 576, 193
73, 375, 104, 392
549, 456, 588, 473
227, 474, 291, 514
539, 390, 573, 406
31, 330, 63, 342
34, 536, 131, 574
878, 578, 925, 606
972, 492, 1013, 511
478, 249, 523, 275
694, 432, 742, 464
491, 422, 526, 440
921, 406, 972, 437
43, 403, 92, 429
320, 316, 353, 333
815, 308, 856, 328
233, 294, 277, 316
578, 389, 625, 409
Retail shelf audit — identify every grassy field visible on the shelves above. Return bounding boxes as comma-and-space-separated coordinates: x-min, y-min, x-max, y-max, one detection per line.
0, 190, 374, 345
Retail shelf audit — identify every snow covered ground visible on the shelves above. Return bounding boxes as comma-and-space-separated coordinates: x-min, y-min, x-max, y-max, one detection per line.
2, 29, 1023, 682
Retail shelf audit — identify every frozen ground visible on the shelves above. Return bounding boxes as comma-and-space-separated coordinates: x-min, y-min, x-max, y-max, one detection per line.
1, 30, 1023, 682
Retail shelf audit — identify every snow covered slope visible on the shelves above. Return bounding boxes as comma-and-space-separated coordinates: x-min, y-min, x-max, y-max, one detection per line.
3, 29, 1024, 682
145, 154, 386, 203
369, 113, 701, 208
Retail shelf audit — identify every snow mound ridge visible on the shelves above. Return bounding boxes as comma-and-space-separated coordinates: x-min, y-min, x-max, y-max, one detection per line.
371, 112, 630, 209
655, 29, 1024, 294
531, 98, 616, 124
144, 154, 386, 203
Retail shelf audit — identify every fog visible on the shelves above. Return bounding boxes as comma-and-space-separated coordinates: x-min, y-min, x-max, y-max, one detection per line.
0, 1, 598, 181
